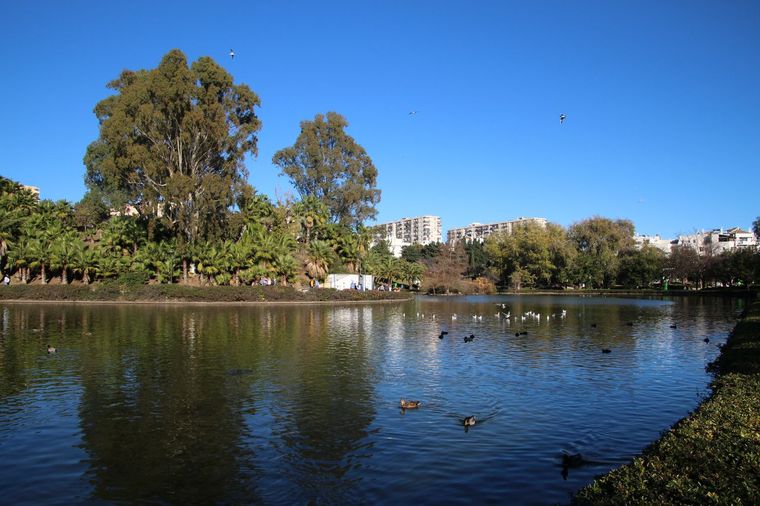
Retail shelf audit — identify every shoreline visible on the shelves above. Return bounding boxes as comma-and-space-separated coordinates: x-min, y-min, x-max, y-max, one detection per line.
573, 296, 760, 504
0, 297, 413, 306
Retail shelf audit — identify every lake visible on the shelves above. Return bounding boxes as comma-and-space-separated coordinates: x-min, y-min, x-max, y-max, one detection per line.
0, 295, 743, 504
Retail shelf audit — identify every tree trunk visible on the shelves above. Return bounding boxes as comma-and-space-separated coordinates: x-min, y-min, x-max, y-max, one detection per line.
182, 258, 188, 284
41, 263, 47, 284
62, 265, 68, 284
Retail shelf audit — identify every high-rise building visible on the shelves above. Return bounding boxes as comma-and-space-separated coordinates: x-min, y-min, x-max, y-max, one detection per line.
447, 217, 548, 244
373, 215, 442, 257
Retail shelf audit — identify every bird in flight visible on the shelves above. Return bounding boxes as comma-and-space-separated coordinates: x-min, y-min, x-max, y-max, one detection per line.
409, 110, 419, 116
559, 114, 567, 124
230, 49, 235, 60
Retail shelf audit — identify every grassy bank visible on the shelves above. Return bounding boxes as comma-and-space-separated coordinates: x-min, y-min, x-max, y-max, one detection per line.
0, 283, 411, 304
573, 298, 760, 504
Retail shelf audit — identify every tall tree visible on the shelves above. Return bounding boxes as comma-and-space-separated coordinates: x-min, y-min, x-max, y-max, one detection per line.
84, 49, 261, 248
272, 112, 381, 228
753, 216, 760, 240
568, 217, 635, 288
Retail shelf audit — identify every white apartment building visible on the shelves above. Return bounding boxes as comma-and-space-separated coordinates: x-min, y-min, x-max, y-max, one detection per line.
677, 227, 757, 256
373, 215, 442, 257
633, 234, 676, 254
447, 217, 548, 244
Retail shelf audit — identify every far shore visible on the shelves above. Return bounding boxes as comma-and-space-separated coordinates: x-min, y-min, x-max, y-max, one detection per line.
0, 284, 412, 305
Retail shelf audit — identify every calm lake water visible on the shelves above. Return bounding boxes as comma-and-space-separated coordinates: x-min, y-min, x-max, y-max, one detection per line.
0, 295, 743, 505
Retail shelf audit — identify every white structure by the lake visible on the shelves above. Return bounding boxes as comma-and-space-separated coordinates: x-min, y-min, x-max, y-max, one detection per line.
373, 215, 442, 257
447, 217, 548, 244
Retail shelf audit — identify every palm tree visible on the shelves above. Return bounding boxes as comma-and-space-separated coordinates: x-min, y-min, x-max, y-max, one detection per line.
73, 245, 99, 284
229, 237, 254, 285
29, 235, 56, 284
400, 260, 424, 290
294, 195, 329, 243
305, 240, 335, 281
52, 230, 81, 284
7, 237, 33, 283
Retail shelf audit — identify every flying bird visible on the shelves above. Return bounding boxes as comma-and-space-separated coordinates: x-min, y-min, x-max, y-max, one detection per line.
229, 49, 235, 60
559, 114, 566, 124
408, 110, 419, 116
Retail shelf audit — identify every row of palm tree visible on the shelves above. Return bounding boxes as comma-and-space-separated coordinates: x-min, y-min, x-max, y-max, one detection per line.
0, 177, 427, 288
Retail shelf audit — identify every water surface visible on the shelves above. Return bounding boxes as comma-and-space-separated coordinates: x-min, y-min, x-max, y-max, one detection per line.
0, 295, 742, 504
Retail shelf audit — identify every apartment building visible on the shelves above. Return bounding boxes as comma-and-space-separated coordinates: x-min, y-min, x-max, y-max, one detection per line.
677, 227, 757, 255
447, 217, 548, 244
373, 215, 442, 257
633, 234, 676, 254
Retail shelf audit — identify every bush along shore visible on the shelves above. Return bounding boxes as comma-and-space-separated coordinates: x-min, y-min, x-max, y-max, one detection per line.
0, 284, 412, 304
573, 298, 760, 504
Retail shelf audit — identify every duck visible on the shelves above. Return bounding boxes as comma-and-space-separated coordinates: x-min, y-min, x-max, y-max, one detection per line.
520, 331, 528, 336
601, 348, 612, 354
703, 338, 710, 344
400, 399, 421, 409
626, 322, 634, 327
47, 345, 57, 354
670, 324, 678, 329
562, 452, 585, 468
590, 323, 597, 328
439, 331, 449, 339
463, 416, 476, 427
464, 334, 475, 343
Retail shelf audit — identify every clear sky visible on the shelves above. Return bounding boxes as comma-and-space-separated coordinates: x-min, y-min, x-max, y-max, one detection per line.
2, 1, 758, 238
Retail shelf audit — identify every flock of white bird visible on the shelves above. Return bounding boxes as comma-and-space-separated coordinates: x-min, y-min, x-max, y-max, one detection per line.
403, 305, 570, 325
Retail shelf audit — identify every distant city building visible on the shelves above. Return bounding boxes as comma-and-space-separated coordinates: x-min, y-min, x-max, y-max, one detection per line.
373, 215, 442, 257
633, 234, 676, 254
447, 217, 548, 244
676, 228, 757, 256
21, 185, 40, 198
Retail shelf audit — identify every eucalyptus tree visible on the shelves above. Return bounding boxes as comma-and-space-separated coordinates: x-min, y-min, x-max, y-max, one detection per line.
272, 112, 381, 228
84, 49, 261, 252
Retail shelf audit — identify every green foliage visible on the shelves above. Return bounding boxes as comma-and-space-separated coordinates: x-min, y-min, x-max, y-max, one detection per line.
616, 246, 665, 288
401, 242, 442, 264
272, 112, 381, 228
116, 270, 151, 286
0, 283, 411, 303
84, 49, 261, 246
484, 222, 575, 289
568, 217, 634, 288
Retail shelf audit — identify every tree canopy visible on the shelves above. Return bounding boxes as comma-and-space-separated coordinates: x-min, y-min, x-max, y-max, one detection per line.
568, 217, 635, 288
272, 112, 381, 229
84, 49, 261, 246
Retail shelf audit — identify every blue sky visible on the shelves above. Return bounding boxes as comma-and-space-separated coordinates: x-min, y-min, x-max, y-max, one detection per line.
2, 1, 758, 238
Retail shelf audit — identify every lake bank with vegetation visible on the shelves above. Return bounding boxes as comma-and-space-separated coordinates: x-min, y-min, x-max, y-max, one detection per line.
573, 296, 760, 504
0, 284, 411, 304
